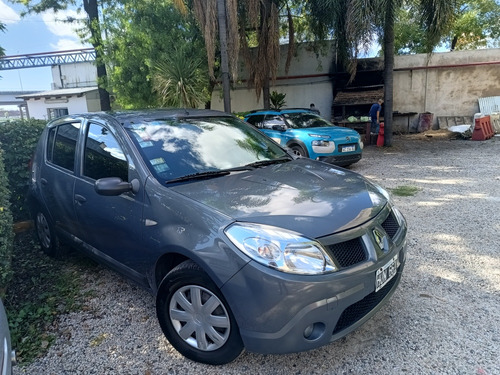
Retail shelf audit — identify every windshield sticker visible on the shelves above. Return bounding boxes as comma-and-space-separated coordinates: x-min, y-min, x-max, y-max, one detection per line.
150, 157, 170, 173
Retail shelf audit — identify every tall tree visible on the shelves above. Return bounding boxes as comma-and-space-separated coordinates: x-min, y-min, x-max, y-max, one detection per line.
308, 0, 455, 146
101, 0, 206, 108
395, 0, 500, 53
13, 0, 111, 110
177, 0, 296, 109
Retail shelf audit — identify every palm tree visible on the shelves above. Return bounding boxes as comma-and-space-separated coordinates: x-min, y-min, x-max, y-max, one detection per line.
175, 0, 295, 110
308, 0, 455, 146
152, 47, 209, 108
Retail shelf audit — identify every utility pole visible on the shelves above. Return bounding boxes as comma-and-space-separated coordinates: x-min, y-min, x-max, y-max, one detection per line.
217, 0, 231, 113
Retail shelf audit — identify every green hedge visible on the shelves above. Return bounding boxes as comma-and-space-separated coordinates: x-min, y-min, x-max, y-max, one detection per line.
0, 119, 46, 296
0, 119, 46, 222
0, 147, 14, 296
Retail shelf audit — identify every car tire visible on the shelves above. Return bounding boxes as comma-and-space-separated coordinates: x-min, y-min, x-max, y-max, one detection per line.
290, 144, 308, 157
34, 208, 62, 257
156, 260, 244, 365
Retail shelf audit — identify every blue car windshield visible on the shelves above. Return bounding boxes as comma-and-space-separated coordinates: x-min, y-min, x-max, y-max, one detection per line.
125, 116, 288, 183
283, 112, 332, 129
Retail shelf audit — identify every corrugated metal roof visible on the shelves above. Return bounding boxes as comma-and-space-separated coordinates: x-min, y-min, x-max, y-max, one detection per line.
333, 87, 384, 106
478, 96, 500, 115
15, 87, 98, 99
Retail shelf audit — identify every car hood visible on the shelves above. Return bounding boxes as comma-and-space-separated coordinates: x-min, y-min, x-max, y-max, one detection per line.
290, 126, 359, 140
170, 159, 387, 238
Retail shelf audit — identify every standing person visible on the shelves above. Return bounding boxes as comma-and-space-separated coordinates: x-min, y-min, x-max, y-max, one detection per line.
309, 103, 320, 115
369, 99, 383, 134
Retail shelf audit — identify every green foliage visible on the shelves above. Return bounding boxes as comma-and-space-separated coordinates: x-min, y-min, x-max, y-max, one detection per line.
270, 91, 287, 110
0, 147, 14, 296
153, 47, 210, 108
395, 0, 500, 53
102, 0, 207, 108
0, 119, 46, 222
4, 234, 96, 364
390, 185, 420, 196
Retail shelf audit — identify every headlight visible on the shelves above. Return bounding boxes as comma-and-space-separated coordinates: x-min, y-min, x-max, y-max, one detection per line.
311, 140, 330, 147
225, 223, 337, 275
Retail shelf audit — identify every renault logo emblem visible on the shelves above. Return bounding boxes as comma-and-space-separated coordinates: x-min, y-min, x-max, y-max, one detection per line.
373, 228, 387, 251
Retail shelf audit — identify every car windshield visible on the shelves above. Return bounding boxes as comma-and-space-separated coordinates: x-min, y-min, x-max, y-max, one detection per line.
125, 116, 289, 184
283, 112, 332, 129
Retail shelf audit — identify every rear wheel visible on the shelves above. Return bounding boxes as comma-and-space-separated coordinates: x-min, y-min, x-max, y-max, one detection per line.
34, 208, 61, 257
156, 260, 243, 365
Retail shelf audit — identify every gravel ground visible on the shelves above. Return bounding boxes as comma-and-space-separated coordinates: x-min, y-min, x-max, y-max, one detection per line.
15, 133, 500, 375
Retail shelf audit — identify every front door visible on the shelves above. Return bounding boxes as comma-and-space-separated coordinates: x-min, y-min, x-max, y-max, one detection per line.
73, 121, 146, 283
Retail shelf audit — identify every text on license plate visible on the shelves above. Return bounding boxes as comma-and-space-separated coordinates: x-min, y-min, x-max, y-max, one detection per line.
375, 254, 399, 292
341, 145, 355, 152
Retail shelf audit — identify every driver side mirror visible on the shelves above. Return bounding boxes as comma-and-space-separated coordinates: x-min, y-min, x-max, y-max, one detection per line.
95, 177, 140, 196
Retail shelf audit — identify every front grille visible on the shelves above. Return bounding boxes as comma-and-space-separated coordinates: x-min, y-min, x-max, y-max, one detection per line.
327, 238, 367, 269
381, 211, 399, 239
333, 273, 398, 334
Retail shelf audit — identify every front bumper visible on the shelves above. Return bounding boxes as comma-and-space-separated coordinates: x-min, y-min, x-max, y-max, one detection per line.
220, 206, 407, 355
317, 152, 362, 167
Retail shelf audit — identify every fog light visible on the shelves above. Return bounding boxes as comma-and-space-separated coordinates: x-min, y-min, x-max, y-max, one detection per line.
303, 322, 326, 341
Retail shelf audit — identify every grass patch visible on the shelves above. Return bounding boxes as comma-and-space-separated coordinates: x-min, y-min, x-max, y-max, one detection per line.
4, 231, 98, 364
390, 185, 420, 197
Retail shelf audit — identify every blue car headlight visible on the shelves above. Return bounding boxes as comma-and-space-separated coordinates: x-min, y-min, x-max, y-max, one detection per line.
225, 223, 337, 275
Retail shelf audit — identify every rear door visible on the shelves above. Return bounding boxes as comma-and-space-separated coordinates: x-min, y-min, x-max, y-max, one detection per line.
40, 121, 81, 238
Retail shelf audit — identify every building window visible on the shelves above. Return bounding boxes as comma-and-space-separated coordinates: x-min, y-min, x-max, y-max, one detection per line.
47, 108, 69, 120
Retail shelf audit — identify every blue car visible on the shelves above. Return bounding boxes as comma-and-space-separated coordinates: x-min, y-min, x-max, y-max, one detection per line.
245, 109, 363, 167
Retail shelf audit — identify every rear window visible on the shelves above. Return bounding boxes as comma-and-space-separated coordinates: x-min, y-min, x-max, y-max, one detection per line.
46, 122, 80, 172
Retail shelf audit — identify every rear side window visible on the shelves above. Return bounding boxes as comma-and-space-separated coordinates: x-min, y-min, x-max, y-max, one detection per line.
46, 122, 81, 171
83, 123, 128, 181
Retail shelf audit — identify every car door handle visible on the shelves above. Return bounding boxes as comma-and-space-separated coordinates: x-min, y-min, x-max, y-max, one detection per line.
41, 178, 48, 185
74, 194, 87, 204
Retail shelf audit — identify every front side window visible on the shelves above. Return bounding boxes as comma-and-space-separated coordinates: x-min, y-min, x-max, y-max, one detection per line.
47, 122, 80, 171
83, 123, 128, 181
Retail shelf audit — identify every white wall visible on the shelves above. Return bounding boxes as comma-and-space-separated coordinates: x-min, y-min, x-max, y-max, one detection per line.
51, 62, 98, 89
27, 95, 91, 120
211, 42, 335, 119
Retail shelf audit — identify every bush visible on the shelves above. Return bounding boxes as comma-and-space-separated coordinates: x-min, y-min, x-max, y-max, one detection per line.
0, 147, 14, 296
0, 119, 46, 222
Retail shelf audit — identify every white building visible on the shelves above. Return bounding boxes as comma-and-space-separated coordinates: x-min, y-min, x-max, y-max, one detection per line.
16, 87, 100, 120
15, 61, 100, 120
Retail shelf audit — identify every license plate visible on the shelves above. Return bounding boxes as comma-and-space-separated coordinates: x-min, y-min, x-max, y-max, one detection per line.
375, 254, 399, 292
341, 145, 355, 152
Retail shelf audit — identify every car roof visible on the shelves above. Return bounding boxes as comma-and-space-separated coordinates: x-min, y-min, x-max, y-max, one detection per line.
246, 108, 315, 116
48, 109, 234, 127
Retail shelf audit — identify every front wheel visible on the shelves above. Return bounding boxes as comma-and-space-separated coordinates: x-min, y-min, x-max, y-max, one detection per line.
290, 144, 308, 158
156, 260, 243, 365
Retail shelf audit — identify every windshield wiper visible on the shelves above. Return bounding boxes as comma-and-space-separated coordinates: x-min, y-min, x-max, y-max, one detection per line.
166, 170, 230, 184
244, 156, 292, 168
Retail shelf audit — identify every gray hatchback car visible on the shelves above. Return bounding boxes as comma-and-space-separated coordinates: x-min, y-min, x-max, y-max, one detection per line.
28, 109, 407, 365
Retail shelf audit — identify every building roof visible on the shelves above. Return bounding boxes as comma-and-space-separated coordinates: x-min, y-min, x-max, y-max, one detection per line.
16, 87, 98, 100
333, 87, 384, 106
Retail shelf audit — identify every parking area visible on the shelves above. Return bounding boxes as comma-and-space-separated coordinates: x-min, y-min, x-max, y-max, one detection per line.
15, 133, 500, 375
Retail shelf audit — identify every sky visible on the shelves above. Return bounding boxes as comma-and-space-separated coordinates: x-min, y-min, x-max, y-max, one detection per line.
0, 0, 90, 96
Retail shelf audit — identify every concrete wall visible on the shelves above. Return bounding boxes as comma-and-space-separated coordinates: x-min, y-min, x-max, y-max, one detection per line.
211, 42, 335, 119
212, 44, 500, 132
393, 49, 500, 130
51, 62, 98, 89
